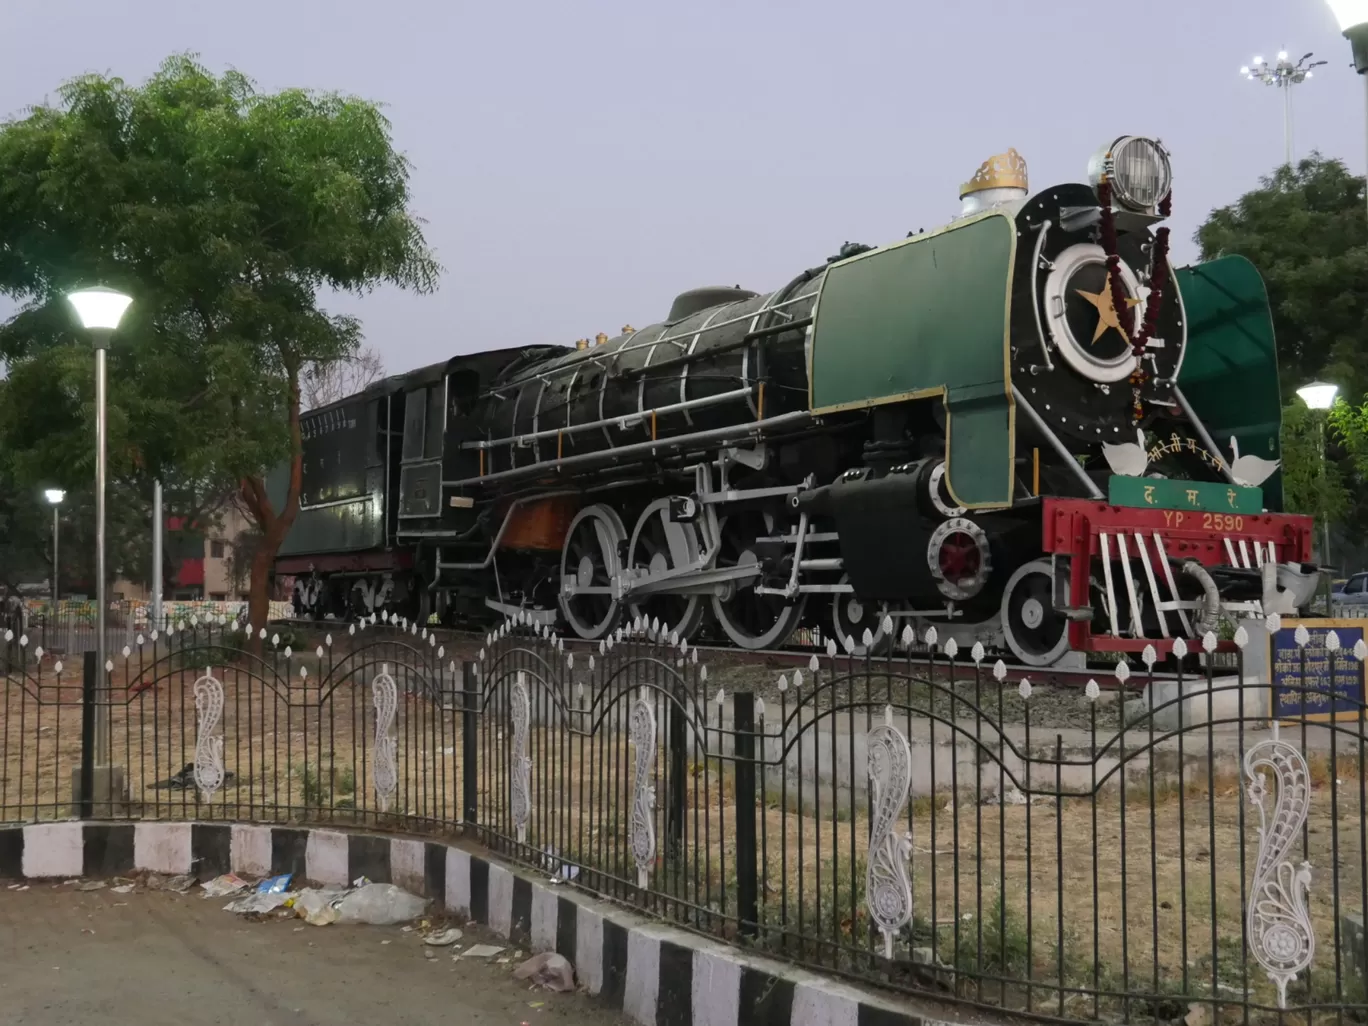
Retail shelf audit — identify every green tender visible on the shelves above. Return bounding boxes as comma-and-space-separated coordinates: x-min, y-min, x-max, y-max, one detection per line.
808, 211, 1016, 508
1174, 255, 1285, 511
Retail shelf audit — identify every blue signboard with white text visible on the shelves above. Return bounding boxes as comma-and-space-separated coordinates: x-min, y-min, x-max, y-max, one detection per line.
1269, 620, 1367, 722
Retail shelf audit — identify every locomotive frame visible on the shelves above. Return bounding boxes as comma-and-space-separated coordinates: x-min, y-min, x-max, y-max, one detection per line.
270, 135, 1319, 666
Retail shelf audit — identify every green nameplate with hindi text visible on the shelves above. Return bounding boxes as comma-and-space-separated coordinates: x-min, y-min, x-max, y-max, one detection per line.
1108, 476, 1263, 514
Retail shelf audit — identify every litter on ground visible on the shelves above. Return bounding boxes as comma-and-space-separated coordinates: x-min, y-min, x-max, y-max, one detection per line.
422, 927, 462, 946
201, 874, 249, 898
224, 891, 294, 915
460, 944, 506, 959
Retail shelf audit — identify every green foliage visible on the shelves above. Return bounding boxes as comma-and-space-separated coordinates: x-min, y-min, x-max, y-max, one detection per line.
1195, 155, 1368, 401
0, 454, 49, 588
0, 54, 438, 619
1194, 156, 1368, 547
1282, 399, 1351, 521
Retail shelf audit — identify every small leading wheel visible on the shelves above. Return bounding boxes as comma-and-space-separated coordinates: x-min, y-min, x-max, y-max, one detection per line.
709, 512, 806, 651
1000, 558, 1070, 667
558, 503, 628, 640
830, 575, 892, 656
626, 498, 706, 641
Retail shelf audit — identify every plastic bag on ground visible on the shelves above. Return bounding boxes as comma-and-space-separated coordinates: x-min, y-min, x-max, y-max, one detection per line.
422, 927, 463, 946
224, 891, 294, 915
335, 883, 428, 926
294, 887, 350, 926
512, 951, 576, 993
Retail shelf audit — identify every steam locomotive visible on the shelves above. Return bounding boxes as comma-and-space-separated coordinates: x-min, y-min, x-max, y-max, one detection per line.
270, 136, 1319, 666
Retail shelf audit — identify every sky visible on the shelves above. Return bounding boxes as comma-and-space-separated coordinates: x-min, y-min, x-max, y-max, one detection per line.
0, 0, 1364, 374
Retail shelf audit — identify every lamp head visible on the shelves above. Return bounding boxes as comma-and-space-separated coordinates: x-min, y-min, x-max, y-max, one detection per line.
1328, 2, 1368, 71
66, 286, 133, 333
1328, 0, 1368, 32
44, 489, 65, 505
1297, 380, 1340, 410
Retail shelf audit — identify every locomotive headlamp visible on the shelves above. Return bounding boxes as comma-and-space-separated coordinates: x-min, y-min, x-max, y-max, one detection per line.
1087, 136, 1172, 213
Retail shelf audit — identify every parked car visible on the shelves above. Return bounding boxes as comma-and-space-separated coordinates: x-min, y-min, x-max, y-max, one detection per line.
1332, 573, 1368, 618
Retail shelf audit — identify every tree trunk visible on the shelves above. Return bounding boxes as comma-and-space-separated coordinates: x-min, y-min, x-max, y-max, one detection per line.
238, 374, 304, 651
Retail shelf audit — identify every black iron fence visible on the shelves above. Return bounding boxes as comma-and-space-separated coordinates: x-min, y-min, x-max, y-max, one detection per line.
5, 609, 1368, 1025
0, 600, 293, 668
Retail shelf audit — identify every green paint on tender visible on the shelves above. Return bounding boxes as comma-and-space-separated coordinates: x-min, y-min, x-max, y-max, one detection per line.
266, 464, 386, 556
809, 212, 1016, 507
1175, 255, 1284, 511
1109, 475, 1264, 514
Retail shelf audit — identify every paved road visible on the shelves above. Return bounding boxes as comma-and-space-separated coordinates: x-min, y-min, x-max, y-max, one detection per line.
0, 882, 625, 1026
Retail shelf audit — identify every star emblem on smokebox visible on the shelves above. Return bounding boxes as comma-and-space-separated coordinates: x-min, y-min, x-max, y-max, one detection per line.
1075, 274, 1141, 344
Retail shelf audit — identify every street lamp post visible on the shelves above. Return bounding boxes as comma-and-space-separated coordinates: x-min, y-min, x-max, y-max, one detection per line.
152, 480, 163, 632
1327, 1, 1368, 222
1241, 51, 1325, 165
67, 286, 133, 782
44, 489, 64, 602
1297, 380, 1340, 614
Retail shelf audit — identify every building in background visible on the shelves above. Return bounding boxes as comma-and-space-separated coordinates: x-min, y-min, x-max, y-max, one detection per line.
113, 503, 255, 602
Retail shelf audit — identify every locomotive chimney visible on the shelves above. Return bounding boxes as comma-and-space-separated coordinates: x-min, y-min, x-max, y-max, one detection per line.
958, 147, 1029, 218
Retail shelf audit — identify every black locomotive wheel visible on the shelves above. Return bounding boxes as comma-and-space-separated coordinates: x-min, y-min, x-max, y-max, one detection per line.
557, 503, 628, 640
830, 575, 892, 656
1000, 558, 1070, 667
709, 512, 805, 651
626, 498, 705, 641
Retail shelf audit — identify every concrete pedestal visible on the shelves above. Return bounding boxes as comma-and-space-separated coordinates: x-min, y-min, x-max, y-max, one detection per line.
1123, 618, 1273, 731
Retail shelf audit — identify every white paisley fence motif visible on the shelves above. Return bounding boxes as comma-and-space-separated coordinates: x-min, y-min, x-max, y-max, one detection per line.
192, 671, 226, 804
629, 688, 658, 889
510, 671, 533, 844
866, 706, 914, 959
372, 665, 399, 814
1244, 721, 1315, 1009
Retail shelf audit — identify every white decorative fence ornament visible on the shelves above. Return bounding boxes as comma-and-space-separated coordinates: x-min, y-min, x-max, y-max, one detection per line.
372, 664, 399, 813
192, 671, 226, 803
866, 705, 914, 959
629, 688, 658, 889
1244, 722, 1315, 1008
510, 671, 532, 843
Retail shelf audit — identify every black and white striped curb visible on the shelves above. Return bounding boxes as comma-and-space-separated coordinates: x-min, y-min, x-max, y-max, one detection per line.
1, 822, 952, 1026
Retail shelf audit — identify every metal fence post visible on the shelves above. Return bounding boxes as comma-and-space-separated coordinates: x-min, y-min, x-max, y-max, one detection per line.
667, 700, 687, 858
733, 690, 759, 938
79, 650, 96, 819
462, 660, 479, 828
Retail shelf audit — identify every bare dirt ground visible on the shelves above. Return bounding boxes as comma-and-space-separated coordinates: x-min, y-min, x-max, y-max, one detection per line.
0, 882, 624, 1026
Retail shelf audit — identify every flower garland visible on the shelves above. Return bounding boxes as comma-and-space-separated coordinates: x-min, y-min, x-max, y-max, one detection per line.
1097, 177, 1173, 422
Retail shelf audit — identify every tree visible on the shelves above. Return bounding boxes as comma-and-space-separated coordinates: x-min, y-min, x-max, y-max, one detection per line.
302, 345, 386, 411
1194, 156, 1368, 554
0, 463, 51, 594
1195, 155, 1368, 400
1282, 397, 1350, 522
0, 55, 439, 636
0, 341, 234, 599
